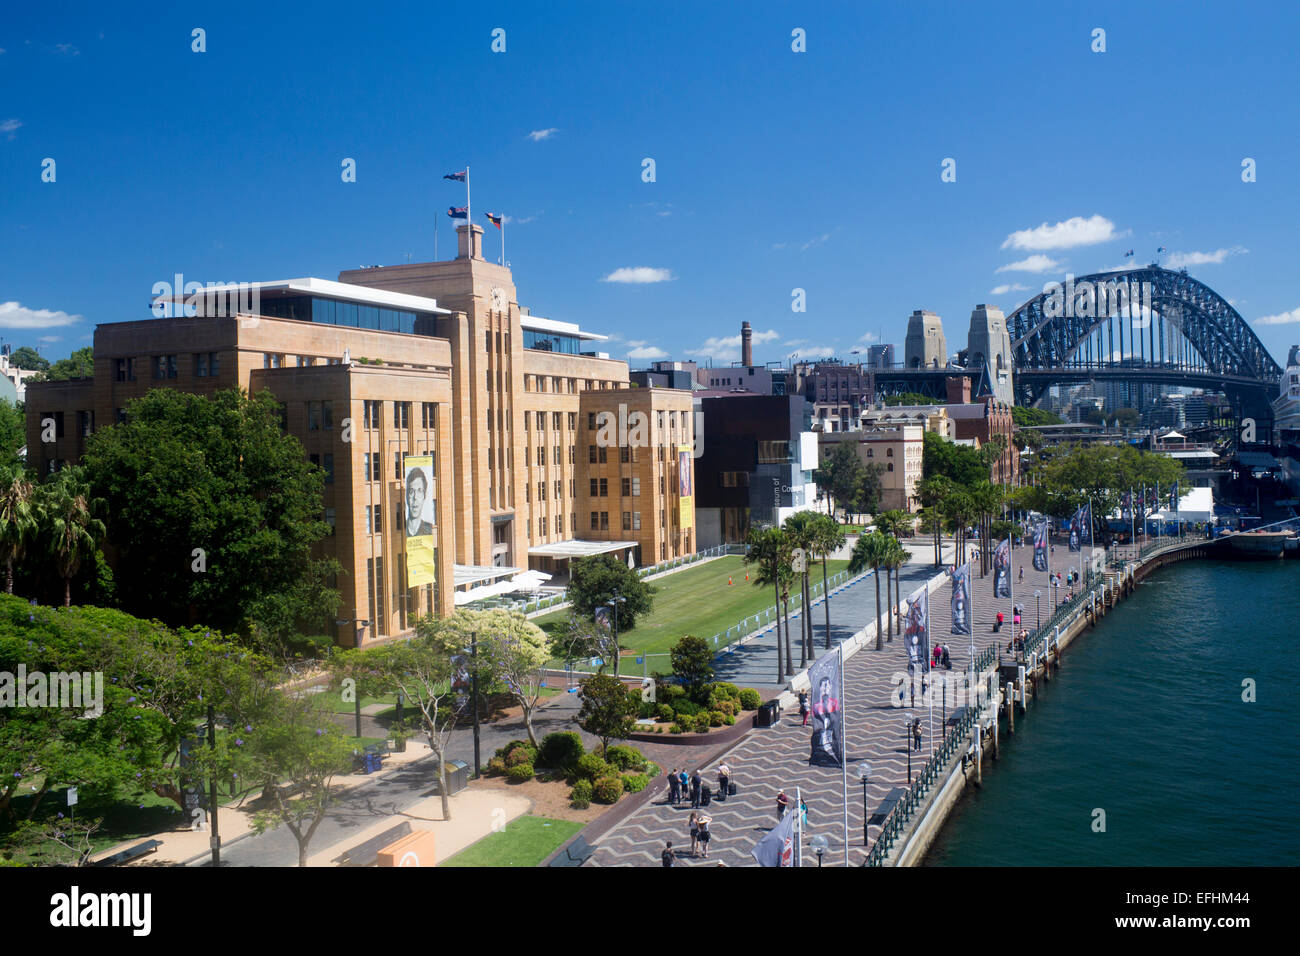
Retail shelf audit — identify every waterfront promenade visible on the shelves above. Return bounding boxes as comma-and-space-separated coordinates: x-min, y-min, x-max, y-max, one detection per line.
587, 538, 1067, 867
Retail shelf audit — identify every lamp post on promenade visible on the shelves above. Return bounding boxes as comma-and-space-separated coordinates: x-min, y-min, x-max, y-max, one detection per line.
904, 720, 912, 783
858, 762, 872, 846
1034, 589, 1042, 630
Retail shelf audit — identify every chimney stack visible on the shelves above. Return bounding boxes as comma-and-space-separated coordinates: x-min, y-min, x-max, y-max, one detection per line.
741, 321, 753, 367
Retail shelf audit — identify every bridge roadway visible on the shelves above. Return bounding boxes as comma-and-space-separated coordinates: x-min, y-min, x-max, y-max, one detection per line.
586, 538, 1082, 867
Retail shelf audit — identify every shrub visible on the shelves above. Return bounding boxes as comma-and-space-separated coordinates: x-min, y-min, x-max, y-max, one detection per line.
637, 698, 658, 719
738, 688, 762, 710
655, 703, 674, 721
669, 723, 685, 735
622, 773, 649, 793
593, 775, 625, 804
723, 713, 735, 726
538, 731, 584, 771
673, 713, 694, 733
661, 683, 685, 701
497, 739, 538, 764
714, 681, 741, 701
708, 710, 725, 727
507, 762, 535, 782
505, 746, 532, 768
576, 752, 612, 781
605, 744, 647, 772
718, 700, 738, 717
570, 778, 593, 808
673, 700, 702, 718
486, 756, 507, 776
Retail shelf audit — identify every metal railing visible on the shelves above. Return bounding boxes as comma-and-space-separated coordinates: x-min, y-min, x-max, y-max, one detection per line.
706, 569, 854, 656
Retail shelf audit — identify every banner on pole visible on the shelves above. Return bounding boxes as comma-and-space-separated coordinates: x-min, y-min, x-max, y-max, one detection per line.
904, 590, 930, 676
1032, 520, 1049, 571
807, 649, 843, 767
950, 562, 971, 635
993, 538, 1011, 599
751, 807, 798, 867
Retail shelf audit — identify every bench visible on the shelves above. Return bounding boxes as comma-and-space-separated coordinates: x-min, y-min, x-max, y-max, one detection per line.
93, 839, 163, 867
867, 788, 906, 827
548, 835, 595, 867
334, 821, 413, 867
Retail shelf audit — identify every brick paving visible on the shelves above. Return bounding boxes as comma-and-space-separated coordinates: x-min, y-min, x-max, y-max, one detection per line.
588, 538, 1081, 867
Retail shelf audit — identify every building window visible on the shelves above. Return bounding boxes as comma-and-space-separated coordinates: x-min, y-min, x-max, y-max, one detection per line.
364, 400, 382, 428
590, 512, 599, 531
587, 412, 596, 430
887, 462, 894, 472
421, 402, 437, 429
323, 453, 335, 483
323, 401, 333, 430
77, 410, 94, 437
598, 446, 608, 463
622, 477, 631, 496
394, 402, 410, 429
588, 445, 597, 463
599, 478, 609, 497
115, 357, 135, 382
590, 478, 598, 496
308, 402, 321, 430
536, 447, 544, 466
363, 452, 381, 482
538, 481, 546, 501
154, 355, 177, 379
633, 511, 642, 530
600, 512, 609, 530
623, 512, 631, 531
553, 446, 561, 464
620, 446, 630, 463
324, 507, 336, 534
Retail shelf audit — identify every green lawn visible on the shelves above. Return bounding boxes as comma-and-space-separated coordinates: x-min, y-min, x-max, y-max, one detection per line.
536, 555, 852, 660
439, 815, 584, 867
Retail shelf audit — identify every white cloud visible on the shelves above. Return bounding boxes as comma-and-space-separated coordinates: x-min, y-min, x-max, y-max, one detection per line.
788, 343, 836, 359
38, 335, 60, 343
54, 43, 79, 56
857, 331, 879, 344
990, 283, 1029, 295
996, 255, 1061, 274
627, 345, 668, 361
501, 214, 535, 225
600, 267, 674, 284
0, 119, 20, 141
1002, 215, 1123, 251
1165, 246, 1249, 269
527, 128, 559, 141
801, 233, 831, 251
1255, 308, 1300, 326
0, 301, 82, 329
693, 328, 779, 360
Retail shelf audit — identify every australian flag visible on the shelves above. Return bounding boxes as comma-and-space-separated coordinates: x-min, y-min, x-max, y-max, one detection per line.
484, 211, 503, 229
1032, 520, 1049, 571
1123, 249, 1134, 258
993, 538, 1011, 599
447, 206, 468, 220
443, 170, 467, 182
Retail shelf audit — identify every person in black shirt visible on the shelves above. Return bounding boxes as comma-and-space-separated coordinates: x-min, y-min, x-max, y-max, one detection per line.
662, 841, 675, 867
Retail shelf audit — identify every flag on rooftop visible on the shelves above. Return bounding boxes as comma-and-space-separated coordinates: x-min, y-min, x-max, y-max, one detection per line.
484, 211, 503, 229
447, 206, 468, 220
443, 170, 467, 182
1123, 249, 1134, 257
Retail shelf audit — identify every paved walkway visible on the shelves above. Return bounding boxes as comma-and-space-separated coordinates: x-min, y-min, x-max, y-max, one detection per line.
588, 539, 1076, 867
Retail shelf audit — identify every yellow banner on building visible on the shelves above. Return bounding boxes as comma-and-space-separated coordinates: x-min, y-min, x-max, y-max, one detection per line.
403, 455, 438, 587
677, 444, 694, 529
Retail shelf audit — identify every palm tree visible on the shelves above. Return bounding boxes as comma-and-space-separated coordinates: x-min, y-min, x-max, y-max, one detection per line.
883, 536, 910, 640
744, 526, 794, 683
782, 511, 819, 668
0, 463, 36, 595
849, 532, 891, 651
811, 513, 846, 649
39, 466, 105, 607
914, 476, 953, 567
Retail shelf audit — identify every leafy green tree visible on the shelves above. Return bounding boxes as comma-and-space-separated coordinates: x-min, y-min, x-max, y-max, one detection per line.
1011, 406, 1064, 427
922, 431, 987, 487
0, 462, 36, 594
244, 692, 355, 867
334, 614, 470, 819
883, 392, 935, 406
6, 347, 48, 372
553, 612, 617, 674
575, 672, 638, 753
82, 387, 339, 644
0, 400, 24, 463
882, 536, 910, 641
913, 475, 956, 567
472, 609, 552, 748
566, 555, 655, 674
846, 461, 884, 519
670, 635, 714, 701
782, 511, 820, 667
744, 525, 795, 683
815, 442, 866, 520
32, 347, 93, 382
38, 465, 105, 607
873, 509, 913, 540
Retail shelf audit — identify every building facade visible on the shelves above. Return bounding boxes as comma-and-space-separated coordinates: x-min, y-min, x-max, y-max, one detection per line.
820, 425, 925, 513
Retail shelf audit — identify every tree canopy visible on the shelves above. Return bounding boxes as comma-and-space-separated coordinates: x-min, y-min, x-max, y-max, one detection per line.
921, 430, 987, 487
32, 347, 93, 382
1011, 405, 1064, 427
81, 387, 339, 647
6, 347, 48, 371
1014, 442, 1185, 519
0, 400, 23, 463
567, 554, 655, 631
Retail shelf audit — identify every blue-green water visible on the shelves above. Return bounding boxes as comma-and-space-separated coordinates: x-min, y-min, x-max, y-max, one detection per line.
926, 559, 1300, 866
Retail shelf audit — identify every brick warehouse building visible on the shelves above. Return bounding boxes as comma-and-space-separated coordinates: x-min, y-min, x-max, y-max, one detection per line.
26, 225, 696, 645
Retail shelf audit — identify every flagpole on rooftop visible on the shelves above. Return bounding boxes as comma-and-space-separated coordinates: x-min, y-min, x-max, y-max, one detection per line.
466, 166, 472, 255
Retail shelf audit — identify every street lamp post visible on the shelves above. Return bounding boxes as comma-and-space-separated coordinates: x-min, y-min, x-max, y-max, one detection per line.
810, 834, 828, 867
1034, 589, 1042, 630
905, 720, 913, 783
858, 762, 872, 846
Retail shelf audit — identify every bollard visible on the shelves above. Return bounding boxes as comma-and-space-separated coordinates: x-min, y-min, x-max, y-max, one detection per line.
972, 722, 982, 786
1006, 683, 1015, 733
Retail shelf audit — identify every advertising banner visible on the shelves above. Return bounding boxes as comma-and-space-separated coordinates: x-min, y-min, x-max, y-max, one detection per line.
807, 648, 843, 767
403, 455, 437, 587
677, 444, 694, 529
951, 562, 971, 635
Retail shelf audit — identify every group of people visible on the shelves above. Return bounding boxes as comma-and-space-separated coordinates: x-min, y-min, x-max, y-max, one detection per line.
666, 764, 733, 810
929, 643, 952, 670
775, 789, 809, 825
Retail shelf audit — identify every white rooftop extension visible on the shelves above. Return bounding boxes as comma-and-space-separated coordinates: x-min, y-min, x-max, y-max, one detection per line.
151, 277, 453, 315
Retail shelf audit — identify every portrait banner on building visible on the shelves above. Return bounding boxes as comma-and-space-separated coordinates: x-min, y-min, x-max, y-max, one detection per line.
677, 444, 694, 530
1032, 520, 1049, 572
993, 537, 1012, 599
950, 562, 971, 636
807, 648, 843, 767
904, 590, 930, 676
403, 455, 437, 587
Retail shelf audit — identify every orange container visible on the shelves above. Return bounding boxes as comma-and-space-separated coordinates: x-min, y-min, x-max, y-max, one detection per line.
376, 829, 437, 867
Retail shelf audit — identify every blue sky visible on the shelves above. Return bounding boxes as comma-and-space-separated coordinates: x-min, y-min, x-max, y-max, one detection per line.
4, 1, 1300, 371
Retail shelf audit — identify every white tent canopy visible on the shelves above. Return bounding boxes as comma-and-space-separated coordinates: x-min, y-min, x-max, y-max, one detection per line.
1152, 485, 1216, 523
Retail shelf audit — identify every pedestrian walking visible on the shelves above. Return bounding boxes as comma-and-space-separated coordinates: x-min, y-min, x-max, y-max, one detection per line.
798, 690, 810, 726
688, 811, 700, 856
995, 610, 1004, 633
690, 770, 702, 808
697, 814, 713, 859
799, 799, 809, 828
911, 717, 922, 752
776, 789, 792, 821
717, 763, 731, 798
667, 767, 680, 805
1018, 566, 1024, 581
662, 841, 676, 867
678, 769, 689, 801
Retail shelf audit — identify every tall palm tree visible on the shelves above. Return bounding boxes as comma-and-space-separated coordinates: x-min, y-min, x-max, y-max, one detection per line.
811, 513, 846, 649
782, 511, 819, 668
914, 476, 953, 568
745, 525, 794, 683
0, 463, 36, 595
883, 536, 910, 640
849, 532, 891, 651
40, 466, 105, 607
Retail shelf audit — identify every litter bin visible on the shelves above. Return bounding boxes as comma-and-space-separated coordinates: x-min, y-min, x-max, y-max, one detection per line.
439, 759, 469, 795
755, 699, 781, 728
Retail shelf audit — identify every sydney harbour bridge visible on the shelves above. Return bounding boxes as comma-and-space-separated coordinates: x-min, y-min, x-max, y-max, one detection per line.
872, 265, 1282, 441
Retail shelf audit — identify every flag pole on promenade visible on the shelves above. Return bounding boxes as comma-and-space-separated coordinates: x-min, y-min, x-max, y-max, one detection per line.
840, 641, 849, 867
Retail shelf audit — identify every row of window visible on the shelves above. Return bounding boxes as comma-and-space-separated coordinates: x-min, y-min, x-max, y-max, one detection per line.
114, 352, 222, 383
523, 375, 623, 393
524, 411, 578, 431
588, 511, 646, 531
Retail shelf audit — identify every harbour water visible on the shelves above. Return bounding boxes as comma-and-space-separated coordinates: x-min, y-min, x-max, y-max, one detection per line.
926, 559, 1300, 866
